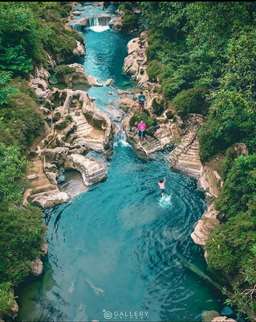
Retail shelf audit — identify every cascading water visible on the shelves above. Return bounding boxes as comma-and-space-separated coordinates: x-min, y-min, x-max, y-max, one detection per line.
17, 3, 222, 322
114, 125, 131, 148
88, 15, 111, 32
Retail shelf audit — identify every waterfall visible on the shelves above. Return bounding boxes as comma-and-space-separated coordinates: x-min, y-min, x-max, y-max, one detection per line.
88, 15, 111, 32
114, 125, 131, 148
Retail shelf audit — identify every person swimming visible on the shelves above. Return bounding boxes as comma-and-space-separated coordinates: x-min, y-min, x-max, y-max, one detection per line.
158, 178, 166, 197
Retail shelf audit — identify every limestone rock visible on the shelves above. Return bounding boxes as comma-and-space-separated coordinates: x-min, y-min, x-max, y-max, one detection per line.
32, 190, 70, 208
27, 174, 38, 180
59, 63, 89, 87
191, 203, 219, 246
41, 243, 48, 256
45, 171, 58, 185
212, 317, 237, 322
104, 78, 113, 86
42, 147, 69, 164
31, 258, 43, 276
71, 17, 88, 30
65, 154, 107, 186
118, 97, 137, 110
87, 75, 103, 87
199, 166, 223, 198
123, 34, 149, 87
168, 130, 202, 179
44, 162, 58, 173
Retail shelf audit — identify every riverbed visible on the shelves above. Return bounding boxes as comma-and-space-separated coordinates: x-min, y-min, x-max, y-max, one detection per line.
17, 3, 221, 321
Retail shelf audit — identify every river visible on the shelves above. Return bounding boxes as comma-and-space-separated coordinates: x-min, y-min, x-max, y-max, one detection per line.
17, 3, 221, 322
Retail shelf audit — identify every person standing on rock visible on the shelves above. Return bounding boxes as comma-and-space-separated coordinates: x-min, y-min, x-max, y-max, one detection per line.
137, 120, 146, 141
137, 91, 146, 111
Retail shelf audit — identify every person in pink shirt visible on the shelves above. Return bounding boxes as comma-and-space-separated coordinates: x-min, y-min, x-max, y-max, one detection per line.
137, 120, 146, 141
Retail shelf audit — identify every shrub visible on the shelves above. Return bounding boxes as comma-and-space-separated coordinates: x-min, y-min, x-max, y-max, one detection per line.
0, 203, 44, 285
54, 115, 72, 130
0, 282, 15, 315
130, 111, 157, 128
52, 65, 76, 84
172, 88, 209, 117
152, 97, 165, 116
215, 154, 256, 220
198, 91, 256, 161
207, 212, 256, 278
147, 60, 163, 82
0, 86, 44, 149
0, 144, 26, 203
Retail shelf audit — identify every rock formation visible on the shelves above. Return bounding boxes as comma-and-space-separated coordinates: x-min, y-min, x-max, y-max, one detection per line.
25, 64, 113, 210
65, 154, 107, 186
123, 32, 149, 87
73, 40, 85, 57
191, 203, 219, 247
31, 258, 43, 276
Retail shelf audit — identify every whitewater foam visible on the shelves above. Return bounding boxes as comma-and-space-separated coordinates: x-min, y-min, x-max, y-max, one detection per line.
89, 25, 110, 32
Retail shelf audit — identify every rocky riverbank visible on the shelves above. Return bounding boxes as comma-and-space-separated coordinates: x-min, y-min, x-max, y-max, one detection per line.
16, 5, 114, 313
121, 30, 238, 322
121, 30, 224, 256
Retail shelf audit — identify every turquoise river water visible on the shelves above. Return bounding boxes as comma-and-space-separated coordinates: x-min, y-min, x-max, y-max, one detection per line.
17, 3, 221, 322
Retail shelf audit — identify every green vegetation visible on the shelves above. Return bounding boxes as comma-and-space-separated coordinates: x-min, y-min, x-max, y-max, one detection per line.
0, 2, 78, 316
173, 88, 209, 118
117, 2, 141, 33
0, 283, 15, 315
130, 111, 157, 128
152, 97, 165, 116
125, 2, 256, 319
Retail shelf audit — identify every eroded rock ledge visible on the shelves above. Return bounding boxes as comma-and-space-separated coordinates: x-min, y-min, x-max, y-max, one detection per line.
122, 33, 222, 255
25, 67, 113, 210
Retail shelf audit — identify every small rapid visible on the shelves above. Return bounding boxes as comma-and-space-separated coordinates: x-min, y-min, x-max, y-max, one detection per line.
17, 3, 221, 322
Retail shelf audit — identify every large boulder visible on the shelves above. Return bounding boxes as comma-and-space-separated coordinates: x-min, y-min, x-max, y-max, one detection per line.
65, 154, 107, 186
199, 166, 223, 198
212, 317, 237, 322
32, 190, 70, 208
87, 75, 103, 87
191, 203, 219, 247
31, 258, 43, 276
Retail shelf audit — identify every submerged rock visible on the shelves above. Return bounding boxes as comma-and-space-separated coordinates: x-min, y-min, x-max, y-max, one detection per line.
202, 310, 220, 322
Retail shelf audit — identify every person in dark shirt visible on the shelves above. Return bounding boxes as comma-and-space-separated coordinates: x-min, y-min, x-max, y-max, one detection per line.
137, 92, 146, 111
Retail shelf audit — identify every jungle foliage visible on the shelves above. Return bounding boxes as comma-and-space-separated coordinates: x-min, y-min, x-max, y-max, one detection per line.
131, 1, 256, 318
0, 2, 77, 315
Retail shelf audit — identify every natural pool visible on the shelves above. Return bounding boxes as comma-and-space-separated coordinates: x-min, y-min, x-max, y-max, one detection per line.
17, 4, 221, 322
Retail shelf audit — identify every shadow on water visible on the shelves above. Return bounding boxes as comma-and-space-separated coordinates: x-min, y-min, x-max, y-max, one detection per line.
16, 3, 223, 322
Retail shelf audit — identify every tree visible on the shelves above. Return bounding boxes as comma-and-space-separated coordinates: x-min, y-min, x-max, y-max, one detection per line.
0, 144, 26, 202
199, 91, 256, 161
216, 155, 256, 219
